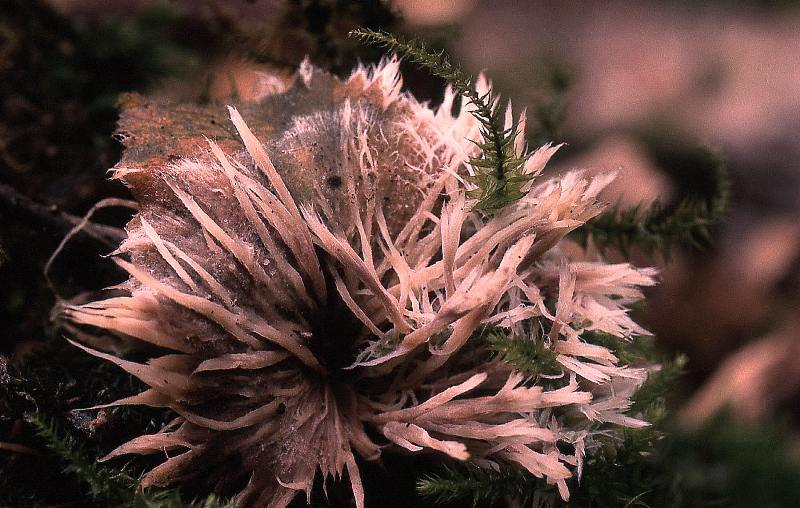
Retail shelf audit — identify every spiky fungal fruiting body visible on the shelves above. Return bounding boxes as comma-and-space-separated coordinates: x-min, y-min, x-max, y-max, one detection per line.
64, 58, 657, 507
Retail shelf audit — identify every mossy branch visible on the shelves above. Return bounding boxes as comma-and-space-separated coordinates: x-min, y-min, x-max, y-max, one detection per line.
27, 413, 134, 503
479, 327, 561, 378
25, 413, 232, 508
350, 28, 534, 212
631, 353, 687, 416
418, 464, 544, 507
573, 147, 730, 256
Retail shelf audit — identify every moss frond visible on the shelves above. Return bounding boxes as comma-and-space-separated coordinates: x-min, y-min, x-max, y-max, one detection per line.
350, 28, 534, 212
417, 464, 543, 507
574, 147, 730, 256
24, 413, 232, 508
480, 327, 561, 378
27, 413, 134, 503
630, 354, 687, 417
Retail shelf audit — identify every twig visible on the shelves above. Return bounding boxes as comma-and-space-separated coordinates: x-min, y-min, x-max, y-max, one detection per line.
0, 182, 128, 247
0, 441, 38, 455
43, 197, 137, 300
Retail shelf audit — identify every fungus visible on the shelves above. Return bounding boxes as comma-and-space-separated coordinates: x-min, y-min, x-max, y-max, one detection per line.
63, 58, 656, 507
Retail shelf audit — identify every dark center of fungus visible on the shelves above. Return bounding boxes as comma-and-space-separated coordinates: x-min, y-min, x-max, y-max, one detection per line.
306, 262, 367, 378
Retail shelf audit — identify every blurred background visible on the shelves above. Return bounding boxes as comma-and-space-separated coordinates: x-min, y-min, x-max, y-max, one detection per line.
2, 0, 800, 506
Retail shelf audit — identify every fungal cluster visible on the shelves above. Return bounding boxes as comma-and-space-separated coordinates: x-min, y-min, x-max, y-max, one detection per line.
64, 58, 656, 507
